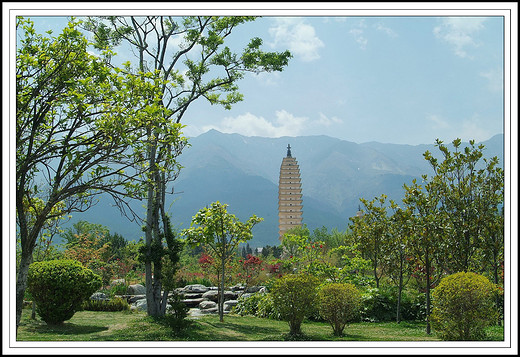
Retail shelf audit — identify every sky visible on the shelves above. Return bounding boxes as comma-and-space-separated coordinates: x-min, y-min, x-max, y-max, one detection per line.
7, 3, 512, 147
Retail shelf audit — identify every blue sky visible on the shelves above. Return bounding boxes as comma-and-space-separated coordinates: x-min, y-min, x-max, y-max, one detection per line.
8, 4, 511, 146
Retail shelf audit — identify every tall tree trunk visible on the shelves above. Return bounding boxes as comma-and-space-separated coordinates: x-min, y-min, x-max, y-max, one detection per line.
425, 248, 431, 335
397, 255, 403, 323
219, 255, 225, 322
15, 251, 33, 333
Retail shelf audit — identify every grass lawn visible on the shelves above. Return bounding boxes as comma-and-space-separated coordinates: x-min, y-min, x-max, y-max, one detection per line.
16, 308, 504, 342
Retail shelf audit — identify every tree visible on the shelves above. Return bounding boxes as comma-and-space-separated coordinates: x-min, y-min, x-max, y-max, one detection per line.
182, 202, 263, 322
82, 16, 291, 317
384, 205, 414, 323
349, 194, 390, 288
402, 178, 446, 334
15, 18, 165, 332
423, 139, 504, 273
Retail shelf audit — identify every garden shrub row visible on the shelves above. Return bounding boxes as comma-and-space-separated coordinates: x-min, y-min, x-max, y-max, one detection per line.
234, 271, 501, 340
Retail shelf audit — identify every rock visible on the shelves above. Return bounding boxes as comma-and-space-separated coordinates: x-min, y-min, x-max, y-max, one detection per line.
231, 284, 246, 292
183, 293, 203, 299
127, 284, 146, 295
201, 307, 219, 314
223, 300, 238, 312
128, 295, 146, 303
245, 286, 265, 293
224, 291, 238, 300
183, 284, 209, 294
135, 298, 147, 311
89, 292, 109, 301
239, 293, 253, 299
199, 300, 217, 310
182, 298, 206, 308
110, 278, 126, 286
201, 290, 219, 301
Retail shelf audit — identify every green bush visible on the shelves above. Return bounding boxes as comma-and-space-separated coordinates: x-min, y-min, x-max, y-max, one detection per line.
431, 272, 499, 341
360, 286, 427, 322
271, 273, 320, 336
81, 297, 130, 312
233, 293, 266, 316
107, 282, 128, 297
256, 293, 281, 320
359, 287, 395, 322
27, 259, 102, 324
318, 282, 362, 336
162, 293, 191, 333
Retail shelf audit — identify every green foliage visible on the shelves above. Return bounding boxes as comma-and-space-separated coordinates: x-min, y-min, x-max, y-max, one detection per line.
81, 297, 129, 312
318, 283, 362, 336
27, 259, 102, 324
431, 272, 499, 341
107, 281, 128, 297
270, 274, 320, 336
233, 293, 267, 317
182, 201, 263, 321
359, 286, 426, 322
160, 293, 191, 333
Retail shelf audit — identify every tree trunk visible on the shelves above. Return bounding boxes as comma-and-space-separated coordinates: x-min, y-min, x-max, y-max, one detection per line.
425, 249, 431, 335
16, 250, 33, 333
219, 255, 225, 322
397, 259, 403, 323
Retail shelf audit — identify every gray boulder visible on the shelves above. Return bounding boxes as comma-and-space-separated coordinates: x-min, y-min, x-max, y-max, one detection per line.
127, 284, 146, 295
89, 292, 109, 301
223, 300, 238, 312
199, 300, 217, 310
135, 298, 147, 311
128, 295, 146, 303
182, 298, 206, 308
183, 284, 209, 294
202, 290, 219, 301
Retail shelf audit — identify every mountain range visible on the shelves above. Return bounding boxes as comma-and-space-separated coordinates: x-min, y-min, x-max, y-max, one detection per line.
60, 130, 504, 247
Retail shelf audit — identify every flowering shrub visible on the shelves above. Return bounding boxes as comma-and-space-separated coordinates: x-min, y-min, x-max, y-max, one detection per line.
431, 272, 499, 340
236, 254, 264, 287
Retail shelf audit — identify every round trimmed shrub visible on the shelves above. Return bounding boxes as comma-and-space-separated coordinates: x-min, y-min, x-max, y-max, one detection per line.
27, 259, 102, 324
271, 273, 320, 336
431, 272, 499, 340
318, 282, 362, 336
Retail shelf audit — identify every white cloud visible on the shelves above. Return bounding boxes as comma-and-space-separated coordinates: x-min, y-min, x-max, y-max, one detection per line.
480, 68, 503, 92
203, 110, 308, 137
317, 113, 343, 127
427, 114, 450, 129
433, 17, 486, 58
268, 18, 324, 62
349, 20, 368, 50
374, 23, 398, 38
460, 115, 496, 143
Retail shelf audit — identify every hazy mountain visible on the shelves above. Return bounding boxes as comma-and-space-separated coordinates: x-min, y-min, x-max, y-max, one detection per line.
57, 130, 504, 247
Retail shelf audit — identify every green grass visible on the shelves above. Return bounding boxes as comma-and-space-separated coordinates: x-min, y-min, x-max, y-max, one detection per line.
16, 308, 504, 342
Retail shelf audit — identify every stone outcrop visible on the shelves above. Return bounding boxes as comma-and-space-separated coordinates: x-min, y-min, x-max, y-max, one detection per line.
123, 284, 266, 316
127, 284, 146, 295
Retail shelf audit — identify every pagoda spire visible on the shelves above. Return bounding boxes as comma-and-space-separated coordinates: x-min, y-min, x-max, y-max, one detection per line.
278, 145, 302, 240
